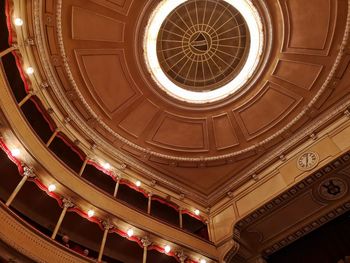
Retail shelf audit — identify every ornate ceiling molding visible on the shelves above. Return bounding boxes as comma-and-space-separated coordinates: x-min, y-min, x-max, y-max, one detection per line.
25, 0, 350, 202
35, 0, 350, 162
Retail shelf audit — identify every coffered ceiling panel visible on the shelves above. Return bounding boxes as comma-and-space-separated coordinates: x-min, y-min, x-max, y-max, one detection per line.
71, 6, 125, 42
212, 114, 239, 150
75, 49, 140, 117
235, 83, 302, 139
88, 0, 134, 15
149, 115, 209, 152
282, 0, 336, 54
119, 99, 160, 139
273, 60, 323, 90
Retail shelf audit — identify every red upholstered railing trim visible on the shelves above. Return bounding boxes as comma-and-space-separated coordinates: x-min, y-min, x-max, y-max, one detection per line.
56, 132, 86, 161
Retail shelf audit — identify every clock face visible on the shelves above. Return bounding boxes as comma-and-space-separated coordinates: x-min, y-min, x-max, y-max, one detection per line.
297, 152, 319, 171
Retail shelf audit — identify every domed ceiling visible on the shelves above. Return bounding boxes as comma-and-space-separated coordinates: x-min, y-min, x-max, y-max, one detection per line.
31, 0, 350, 200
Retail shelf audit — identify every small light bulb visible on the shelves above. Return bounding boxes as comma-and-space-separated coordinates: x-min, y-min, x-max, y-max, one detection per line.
26, 67, 34, 75
48, 184, 56, 192
194, 209, 200, 216
136, 181, 141, 187
164, 245, 171, 253
127, 228, 134, 237
102, 162, 111, 170
14, 18, 23, 26
200, 259, 207, 263
11, 148, 20, 157
87, 210, 94, 218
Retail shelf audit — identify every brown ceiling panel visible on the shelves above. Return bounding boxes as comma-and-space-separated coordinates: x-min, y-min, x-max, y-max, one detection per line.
212, 113, 239, 150
75, 48, 141, 118
119, 99, 160, 138
71, 6, 125, 42
148, 114, 209, 152
88, 0, 134, 15
234, 83, 303, 140
282, 0, 336, 55
272, 60, 323, 91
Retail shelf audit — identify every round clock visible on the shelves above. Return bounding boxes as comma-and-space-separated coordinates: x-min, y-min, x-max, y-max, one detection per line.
297, 151, 319, 171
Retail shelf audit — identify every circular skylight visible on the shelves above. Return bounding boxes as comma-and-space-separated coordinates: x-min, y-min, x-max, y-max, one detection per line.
144, 0, 263, 104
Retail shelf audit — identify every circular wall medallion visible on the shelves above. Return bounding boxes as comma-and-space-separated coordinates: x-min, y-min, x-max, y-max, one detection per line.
156, 0, 250, 92
297, 151, 319, 171
144, 0, 263, 103
318, 178, 348, 201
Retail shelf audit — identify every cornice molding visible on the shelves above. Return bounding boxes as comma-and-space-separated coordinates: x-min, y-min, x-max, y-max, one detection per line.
235, 151, 350, 230
234, 151, 350, 257
263, 201, 350, 256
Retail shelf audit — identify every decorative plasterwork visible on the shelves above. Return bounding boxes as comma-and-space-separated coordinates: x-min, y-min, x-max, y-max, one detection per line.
318, 177, 348, 201
26, 0, 350, 202
34, 0, 350, 162
234, 151, 350, 257
236, 152, 350, 229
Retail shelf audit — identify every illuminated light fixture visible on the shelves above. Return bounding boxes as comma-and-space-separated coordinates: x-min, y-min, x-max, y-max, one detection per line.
25, 67, 34, 75
14, 18, 23, 26
87, 210, 94, 218
135, 180, 141, 187
11, 148, 20, 157
194, 209, 200, 216
48, 184, 56, 192
144, 0, 263, 103
164, 245, 171, 253
127, 228, 134, 237
200, 259, 207, 263
102, 162, 111, 170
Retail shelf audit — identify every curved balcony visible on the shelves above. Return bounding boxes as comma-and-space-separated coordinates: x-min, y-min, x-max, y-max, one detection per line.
0, 1, 217, 262
1, 0, 210, 239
